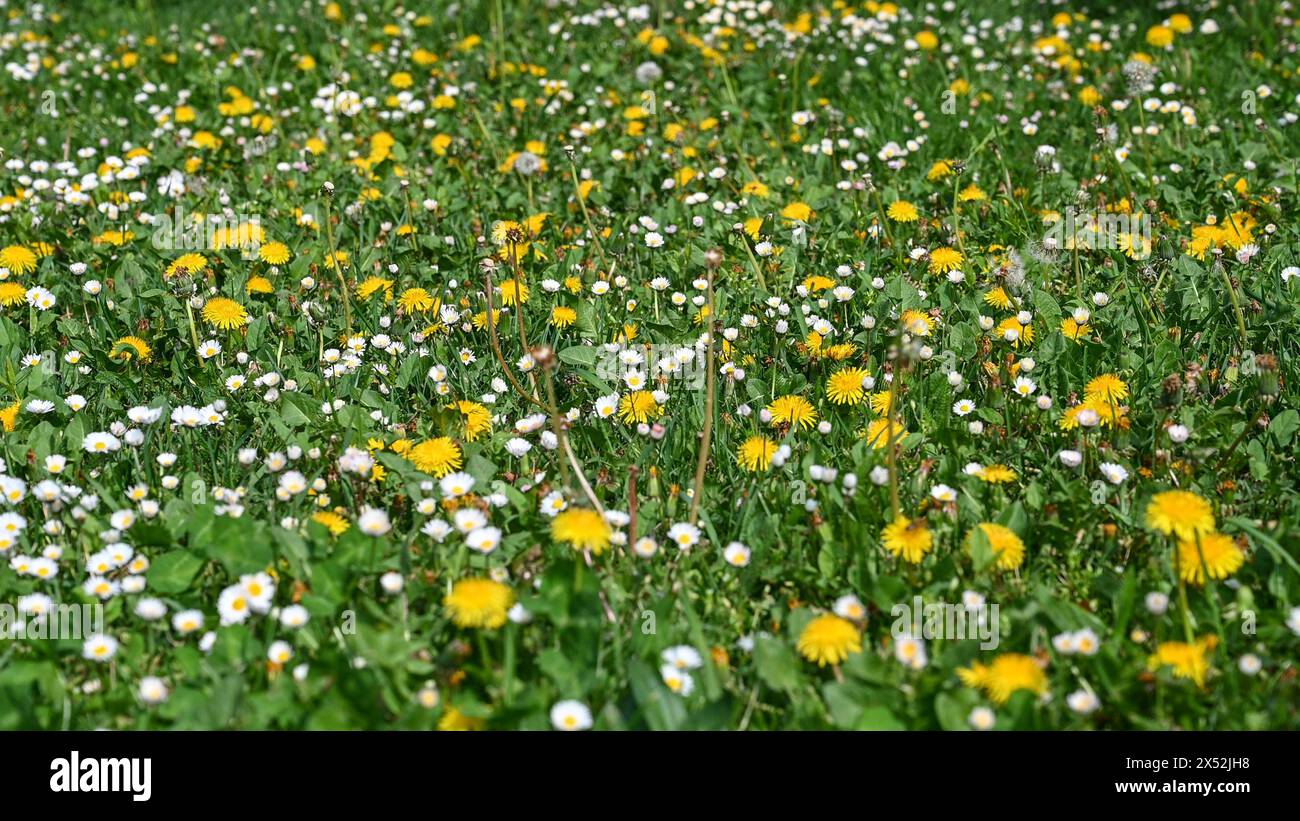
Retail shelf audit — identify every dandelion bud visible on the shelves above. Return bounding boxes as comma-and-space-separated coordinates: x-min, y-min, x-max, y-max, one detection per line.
1160, 372, 1183, 408
168, 274, 194, 295
1255, 353, 1279, 399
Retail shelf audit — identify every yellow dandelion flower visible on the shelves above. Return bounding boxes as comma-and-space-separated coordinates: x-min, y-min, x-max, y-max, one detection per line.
552, 508, 613, 555
472, 310, 502, 331
863, 417, 906, 449
881, 516, 933, 564
994, 316, 1034, 347
868, 390, 894, 415
737, 435, 777, 471
797, 615, 862, 667
1145, 490, 1215, 541
246, 275, 273, 294
0, 282, 28, 307
408, 437, 463, 477
826, 367, 869, 405
1061, 317, 1090, 342
311, 511, 350, 536
983, 287, 1013, 310
438, 707, 486, 731
958, 653, 1048, 703
1148, 635, 1217, 688
929, 247, 963, 275
1177, 532, 1245, 586
258, 241, 291, 265
110, 336, 153, 363
887, 200, 920, 222
93, 230, 135, 246
356, 276, 394, 301
449, 400, 492, 441
166, 252, 208, 278
0, 245, 38, 275
444, 578, 514, 629
619, 391, 662, 424
802, 275, 835, 293
926, 159, 954, 181
0, 400, 19, 433
766, 394, 818, 430
398, 287, 437, 313
976, 464, 1017, 483
498, 278, 529, 306
1084, 373, 1128, 404
201, 297, 248, 330
550, 306, 577, 328
780, 201, 813, 222
1146, 25, 1175, 48
900, 309, 934, 336
967, 522, 1025, 571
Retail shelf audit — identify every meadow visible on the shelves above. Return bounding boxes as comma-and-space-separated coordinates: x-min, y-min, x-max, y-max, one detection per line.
0, 0, 1299, 730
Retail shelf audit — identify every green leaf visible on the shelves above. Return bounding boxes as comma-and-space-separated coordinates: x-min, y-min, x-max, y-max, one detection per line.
1269, 409, 1299, 447
753, 635, 802, 692
148, 550, 206, 594
557, 345, 598, 368
822, 681, 866, 728
968, 526, 996, 572
855, 704, 906, 730
280, 397, 311, 427
935, 693, 972, 731
205, 518, 273, 575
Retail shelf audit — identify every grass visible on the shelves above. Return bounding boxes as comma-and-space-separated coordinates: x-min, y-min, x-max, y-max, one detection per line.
0, 0, 1297, 730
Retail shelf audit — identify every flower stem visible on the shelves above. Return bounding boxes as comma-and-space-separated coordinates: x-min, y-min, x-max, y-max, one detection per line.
184, 301, 206, 370
321, 196, 352, 337
689, 268, 717, 526
885, 356, 903, 519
